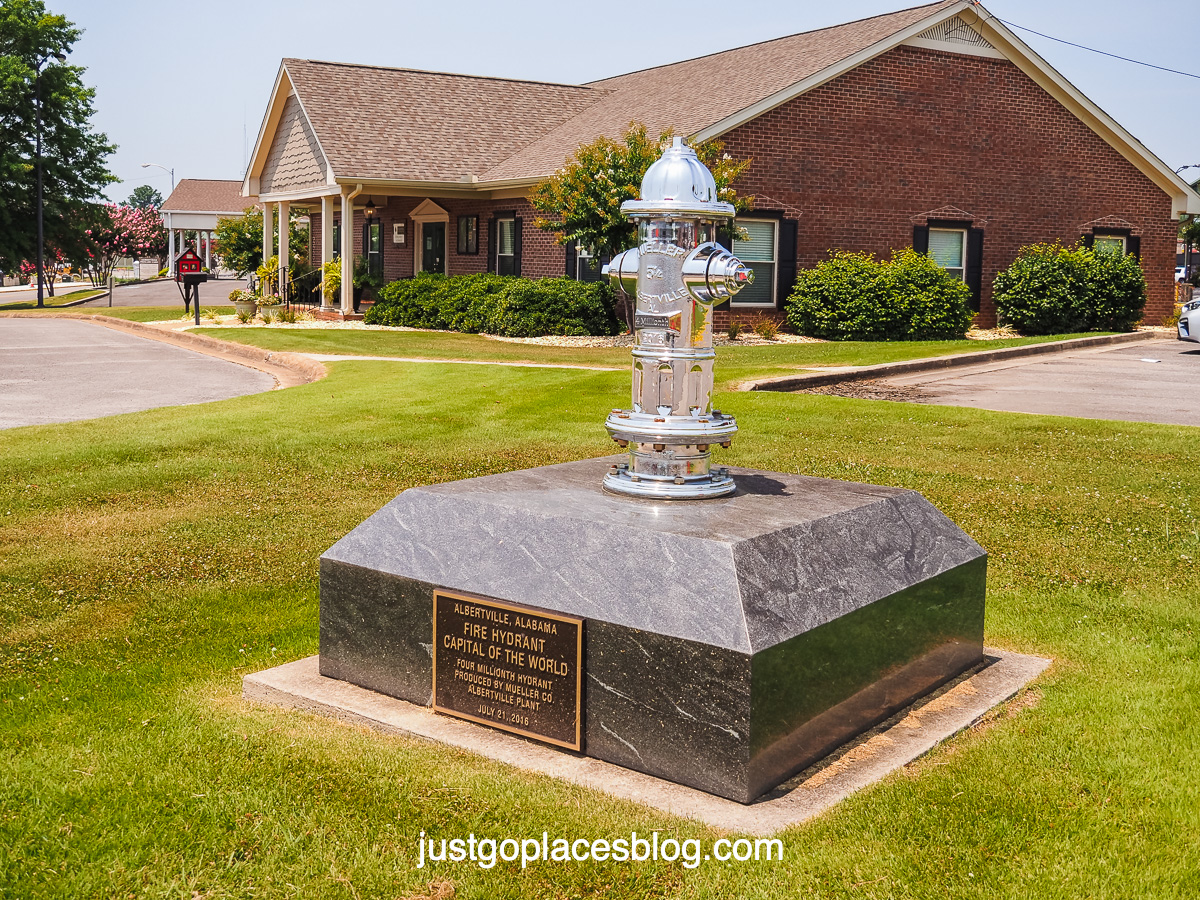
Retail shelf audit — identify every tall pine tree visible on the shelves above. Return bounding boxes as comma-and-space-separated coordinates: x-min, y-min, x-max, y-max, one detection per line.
0, 0, 115, 273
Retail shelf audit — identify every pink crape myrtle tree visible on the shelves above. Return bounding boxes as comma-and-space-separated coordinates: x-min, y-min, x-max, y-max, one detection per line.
18, 250, 70, 298
81, 204, 168, 287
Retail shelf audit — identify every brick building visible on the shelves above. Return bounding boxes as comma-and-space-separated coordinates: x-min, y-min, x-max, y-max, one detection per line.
243, 0, 1200, 325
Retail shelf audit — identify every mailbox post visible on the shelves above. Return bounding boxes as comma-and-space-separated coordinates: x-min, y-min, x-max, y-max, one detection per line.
175, 247, 207, 325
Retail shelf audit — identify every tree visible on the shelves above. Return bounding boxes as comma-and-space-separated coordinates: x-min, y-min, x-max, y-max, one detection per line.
0, 0, 116, 274
17, 246, 65, 294
214, 205, 309, 277
79, 203, 167, 285
530, 122, 754, 259
126, 184, 162, 209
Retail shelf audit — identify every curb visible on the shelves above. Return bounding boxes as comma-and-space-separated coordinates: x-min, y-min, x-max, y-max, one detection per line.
0, 311, 327, 388
740, 331, 1159, 392
60, 291, 106, 307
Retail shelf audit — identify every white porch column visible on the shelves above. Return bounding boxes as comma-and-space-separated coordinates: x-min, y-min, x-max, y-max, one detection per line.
278, 201, 290, 296
168, 226, 176, 276
340, 191, 353, 314
262, 203, 274, 265
321, 195, 334, 309
204, 231, 211, 268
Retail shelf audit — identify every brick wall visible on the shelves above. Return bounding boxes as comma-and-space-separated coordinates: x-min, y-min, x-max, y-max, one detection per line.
717, 44, 1176, 326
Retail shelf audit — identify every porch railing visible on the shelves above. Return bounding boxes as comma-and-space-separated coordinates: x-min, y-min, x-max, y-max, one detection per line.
286, 268, 323, 311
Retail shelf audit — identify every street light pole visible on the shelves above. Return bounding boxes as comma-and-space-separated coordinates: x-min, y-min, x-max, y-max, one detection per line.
34, 52, 66, 309
141, 162, 174, 194
141, 162, 175, 275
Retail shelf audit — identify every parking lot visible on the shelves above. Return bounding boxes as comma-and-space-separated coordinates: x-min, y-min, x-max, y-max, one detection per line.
859, 338, 1200, 427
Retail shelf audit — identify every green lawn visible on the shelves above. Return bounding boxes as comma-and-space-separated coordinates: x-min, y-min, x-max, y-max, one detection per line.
1, 350, 1197, 898
193, 327, 1096, 389
0, 289, 105, 309
1, 305, 230, 323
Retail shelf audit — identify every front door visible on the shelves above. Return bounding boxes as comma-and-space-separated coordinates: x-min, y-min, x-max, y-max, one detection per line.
423, 222, 446, 274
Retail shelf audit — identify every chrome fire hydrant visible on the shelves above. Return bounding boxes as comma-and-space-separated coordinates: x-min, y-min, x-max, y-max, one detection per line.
602, 137, 753, 499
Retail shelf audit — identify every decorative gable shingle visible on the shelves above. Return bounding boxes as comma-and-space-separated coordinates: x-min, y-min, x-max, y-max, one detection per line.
261, 93, 328, 193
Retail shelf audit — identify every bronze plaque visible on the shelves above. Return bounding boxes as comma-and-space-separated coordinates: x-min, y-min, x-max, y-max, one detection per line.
432, 591, 583, 751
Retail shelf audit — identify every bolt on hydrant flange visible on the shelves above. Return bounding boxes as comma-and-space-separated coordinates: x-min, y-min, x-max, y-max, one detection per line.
601, 137, 753, 500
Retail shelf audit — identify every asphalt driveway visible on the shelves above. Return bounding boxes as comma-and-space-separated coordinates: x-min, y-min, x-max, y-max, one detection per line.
81, 275, 244, 308
860, 339, 1200, 426
0, 317, 275, 429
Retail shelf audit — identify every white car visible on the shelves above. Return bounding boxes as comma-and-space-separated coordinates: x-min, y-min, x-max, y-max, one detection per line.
1179, 266, 1189, 282
1179, 296, 1200, 344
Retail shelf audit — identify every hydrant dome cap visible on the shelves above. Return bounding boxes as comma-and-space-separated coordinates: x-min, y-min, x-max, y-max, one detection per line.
621, 136, 735, 219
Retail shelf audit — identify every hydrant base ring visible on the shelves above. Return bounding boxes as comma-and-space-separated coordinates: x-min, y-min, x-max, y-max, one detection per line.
602, 470, 736, 501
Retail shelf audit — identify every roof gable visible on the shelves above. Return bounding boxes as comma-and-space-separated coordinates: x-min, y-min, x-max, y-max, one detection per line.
260, 91, 329, 194
904, 13, 1003, 57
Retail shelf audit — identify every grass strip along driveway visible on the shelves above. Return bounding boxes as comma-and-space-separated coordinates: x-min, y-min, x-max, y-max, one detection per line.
2, 332, 1197, 898
194, 325, 1098, 390
0, 289, 106, 310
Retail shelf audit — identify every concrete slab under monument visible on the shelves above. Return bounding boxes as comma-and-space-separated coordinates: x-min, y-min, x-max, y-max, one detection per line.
243, 649, 1049, 835
314, 457, 990, 804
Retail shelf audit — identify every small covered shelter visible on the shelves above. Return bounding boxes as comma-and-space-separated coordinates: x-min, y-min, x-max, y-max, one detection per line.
160, 179, 249, 276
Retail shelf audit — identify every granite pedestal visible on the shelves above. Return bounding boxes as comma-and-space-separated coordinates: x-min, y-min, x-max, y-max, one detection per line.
319, 457, 986, 804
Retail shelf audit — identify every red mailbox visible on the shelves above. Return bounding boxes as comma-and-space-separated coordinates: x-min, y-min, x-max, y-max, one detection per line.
175, 248, 207, 286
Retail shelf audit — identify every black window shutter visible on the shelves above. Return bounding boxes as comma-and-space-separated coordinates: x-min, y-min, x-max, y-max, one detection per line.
487, 217, 497, 274
776, 218, 798, 308
966, 228, 984, 312
565, 240, 577, 279
913, 225, 929, 254
1127, 235, 1141, 259
513, 217, 523, 277
1082, 233, 1095, 249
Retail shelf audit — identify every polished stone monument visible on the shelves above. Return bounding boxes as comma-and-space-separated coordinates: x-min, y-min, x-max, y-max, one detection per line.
318, 140, 985, 804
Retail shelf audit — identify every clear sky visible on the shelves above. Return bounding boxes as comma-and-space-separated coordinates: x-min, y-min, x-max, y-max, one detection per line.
50, 0, 1200, 203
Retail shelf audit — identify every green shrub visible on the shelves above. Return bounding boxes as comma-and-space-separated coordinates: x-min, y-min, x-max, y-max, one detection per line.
364, 273, 620, 336
992, 243, 1146, 334
785, 249, 974, 341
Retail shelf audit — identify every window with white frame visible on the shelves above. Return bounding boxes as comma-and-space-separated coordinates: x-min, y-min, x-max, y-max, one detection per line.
496, 218, 516, 275
731, 219, 777, 305
1094, 234, 1126, 254
575, 245, 603, 282
928, 228, 967, 281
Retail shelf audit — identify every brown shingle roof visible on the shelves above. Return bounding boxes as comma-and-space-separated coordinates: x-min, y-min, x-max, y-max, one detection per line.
481, 0, 958, 181
283, 60, 604, 182
271, 1, 957, 186
161, 179, 249, 212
